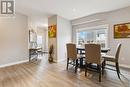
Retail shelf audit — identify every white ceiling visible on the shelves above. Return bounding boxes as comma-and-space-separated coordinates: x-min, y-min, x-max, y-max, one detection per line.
16, 0, 130, 20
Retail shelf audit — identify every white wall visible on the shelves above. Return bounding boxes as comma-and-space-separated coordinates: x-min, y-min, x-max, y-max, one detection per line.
48, 15, 72, 62
28, 16, 48, 30
57, 16, 72, 62
72, 6, 130, 68
0, 13, 28, 66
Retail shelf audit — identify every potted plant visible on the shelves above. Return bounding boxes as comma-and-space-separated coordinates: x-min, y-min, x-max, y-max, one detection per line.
48, 44, 54, 62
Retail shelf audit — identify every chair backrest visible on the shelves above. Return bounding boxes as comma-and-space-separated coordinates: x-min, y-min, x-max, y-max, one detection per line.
66, 43, 77, 59
115, 43, 122, 61
85, 44, 101, 64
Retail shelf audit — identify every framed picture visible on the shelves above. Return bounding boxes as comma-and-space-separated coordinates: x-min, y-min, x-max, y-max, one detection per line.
114, 23, 130, 38
48, 25, 56, 38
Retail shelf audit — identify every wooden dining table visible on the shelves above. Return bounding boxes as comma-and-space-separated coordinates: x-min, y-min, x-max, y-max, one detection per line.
77, 47, 110, 68
77, 47, 110, 54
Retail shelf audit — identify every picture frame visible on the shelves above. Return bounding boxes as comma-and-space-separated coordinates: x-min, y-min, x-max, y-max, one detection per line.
48, 25, 57, 38
114, 23, 130, 38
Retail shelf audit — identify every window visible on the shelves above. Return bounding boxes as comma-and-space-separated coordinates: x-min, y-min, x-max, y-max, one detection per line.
37, 35, 43, 48
76, 29, 108, 48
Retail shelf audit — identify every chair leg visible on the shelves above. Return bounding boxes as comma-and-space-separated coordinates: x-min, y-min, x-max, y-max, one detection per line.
102, 61, 105, 75
116, 62, 121, 79
98, 65, 102, 82
36, 53, 38, 61
85, 62, 88, 76
75, 59, 78, 73
66, 58, 69, 70
80, 58, 83, 67
104, 60, 106, 66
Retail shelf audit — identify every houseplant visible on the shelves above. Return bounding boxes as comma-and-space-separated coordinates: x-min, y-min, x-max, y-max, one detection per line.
48, 44, 54, 62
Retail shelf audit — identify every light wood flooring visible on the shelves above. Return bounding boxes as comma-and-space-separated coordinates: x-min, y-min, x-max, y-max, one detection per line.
0, 54, 130, 87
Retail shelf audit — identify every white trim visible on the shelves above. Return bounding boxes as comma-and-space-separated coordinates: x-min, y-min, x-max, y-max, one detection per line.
108, 62, 130, 69
72, 19, 103, 25
57, 59, 66, 63
0, 60, 29, 68
53, 59, 57, 63
53, 59, 66, 63
76, 24, 109, 32
120, 64, 130, 69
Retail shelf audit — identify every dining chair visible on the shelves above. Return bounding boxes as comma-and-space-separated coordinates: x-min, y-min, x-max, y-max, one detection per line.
85, 44, 105, 82
66, 43, 81, 73
102, 43, 122, 79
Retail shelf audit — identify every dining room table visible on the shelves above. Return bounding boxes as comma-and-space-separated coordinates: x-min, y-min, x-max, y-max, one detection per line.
77, 47, 110, 68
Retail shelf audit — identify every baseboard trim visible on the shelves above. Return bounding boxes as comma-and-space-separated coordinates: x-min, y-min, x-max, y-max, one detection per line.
107, 62, 130, 69
53, 59, 57, 63
120, 64, 130, 69
57, 59, 66, 63
53, 59, 66, 63
0, 59, 29, 68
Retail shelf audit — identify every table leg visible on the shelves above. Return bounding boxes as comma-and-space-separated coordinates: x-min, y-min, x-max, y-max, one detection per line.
80, 58, 84, 67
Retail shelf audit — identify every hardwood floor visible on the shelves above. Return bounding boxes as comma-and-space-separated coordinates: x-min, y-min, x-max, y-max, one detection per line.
0, 54, 130, 87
